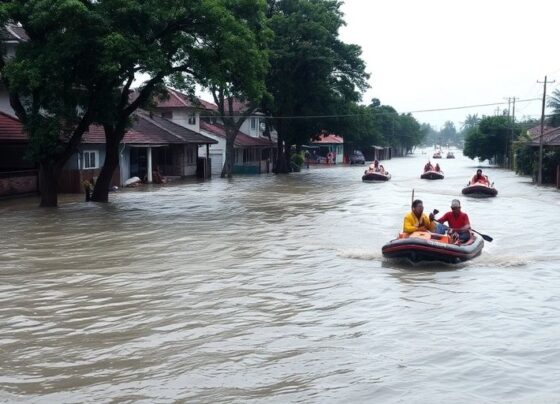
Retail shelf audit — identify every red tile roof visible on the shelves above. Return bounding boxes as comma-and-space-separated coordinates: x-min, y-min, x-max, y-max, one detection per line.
83, 112, 216, 145
0, 111, 26, 142
200, 121, 274, 148
153, 88, 218, 111
311, 134, 344, 144
529, 126, 560, 146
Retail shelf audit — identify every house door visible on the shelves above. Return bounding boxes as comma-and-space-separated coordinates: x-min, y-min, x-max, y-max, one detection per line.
130, 148, 147, 179
210, 152, 223, 175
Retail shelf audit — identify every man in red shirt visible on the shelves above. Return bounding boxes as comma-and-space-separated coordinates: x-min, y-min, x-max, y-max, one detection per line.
431, 199, 471, 243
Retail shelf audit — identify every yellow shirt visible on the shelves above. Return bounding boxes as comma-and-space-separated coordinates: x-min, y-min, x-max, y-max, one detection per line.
403, 211, 435, 234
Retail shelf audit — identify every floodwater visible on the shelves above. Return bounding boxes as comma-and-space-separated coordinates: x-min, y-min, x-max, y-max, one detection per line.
1, 150, 560, 403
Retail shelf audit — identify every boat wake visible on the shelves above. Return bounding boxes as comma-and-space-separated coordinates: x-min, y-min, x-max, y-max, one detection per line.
464, 254, 530, 268
337, 249, 383, 261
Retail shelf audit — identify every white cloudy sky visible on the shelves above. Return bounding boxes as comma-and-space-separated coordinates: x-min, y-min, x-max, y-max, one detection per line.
339, 0, 560, 128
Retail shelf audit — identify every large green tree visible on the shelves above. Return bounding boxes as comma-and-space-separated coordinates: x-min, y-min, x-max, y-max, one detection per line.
439, 120, 458, 146
188, 0, 270, 178
1, 1, 106, 207
264, 0, 369, 172
463, 115, 520, 164
91, 0, 241, 201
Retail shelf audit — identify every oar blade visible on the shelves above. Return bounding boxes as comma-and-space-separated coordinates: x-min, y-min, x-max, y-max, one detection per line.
481, 234, 493, 242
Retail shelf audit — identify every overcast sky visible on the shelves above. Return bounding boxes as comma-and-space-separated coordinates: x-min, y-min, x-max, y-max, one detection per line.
339, 0, 560, 129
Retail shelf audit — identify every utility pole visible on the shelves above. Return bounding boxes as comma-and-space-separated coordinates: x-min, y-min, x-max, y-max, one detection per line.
511, 97, 517, 169
503, 97, 512, 167
537, 76, 555, 185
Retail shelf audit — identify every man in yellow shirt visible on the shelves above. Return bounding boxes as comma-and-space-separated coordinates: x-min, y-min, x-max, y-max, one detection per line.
403, 199, 436, 234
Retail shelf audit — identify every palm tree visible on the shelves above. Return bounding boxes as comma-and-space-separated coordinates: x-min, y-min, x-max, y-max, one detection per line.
461, 114, 481, 131
547, 88, 560, 127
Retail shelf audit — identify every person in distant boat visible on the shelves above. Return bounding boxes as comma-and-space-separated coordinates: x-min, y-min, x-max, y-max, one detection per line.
431, 199, 471, 243
424, 161, 433, 172
379, 165, 386, 175
403, 199, 436, 234
470, 169, 489, 185
435, 163, 441, 172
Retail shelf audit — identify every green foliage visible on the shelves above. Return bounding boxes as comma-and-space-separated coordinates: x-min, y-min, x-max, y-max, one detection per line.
548, 89, 560, 127
463, 115, 520, 164
264, 0, 370, 156
291, 152, 304, 167
514, 135, 536, 176
190, 0, 270, 109
1, 0, 106, 163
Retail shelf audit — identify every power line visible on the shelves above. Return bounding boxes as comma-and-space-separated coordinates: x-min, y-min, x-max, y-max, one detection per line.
195, 97, 541, 119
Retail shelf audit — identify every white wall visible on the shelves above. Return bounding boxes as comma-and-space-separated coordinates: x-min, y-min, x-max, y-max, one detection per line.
167, 108, 200, 133
239, 115, 267, 138
0, 83, 15, 116
182, 145, 198, 176
199, 130, 225, 174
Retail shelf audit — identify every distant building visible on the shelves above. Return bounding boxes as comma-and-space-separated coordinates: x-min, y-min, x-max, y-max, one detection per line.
307, 134, 344, 164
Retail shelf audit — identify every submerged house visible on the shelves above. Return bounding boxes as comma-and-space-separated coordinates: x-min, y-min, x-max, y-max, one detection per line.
198, 121, 275, 175
0, 111, 38, 198
59, 111, 217, 193
151, 87, 276, 175
307, 134, 344, 164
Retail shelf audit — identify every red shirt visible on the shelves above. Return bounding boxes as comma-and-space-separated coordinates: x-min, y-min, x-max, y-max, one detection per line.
438, 211, 470, 230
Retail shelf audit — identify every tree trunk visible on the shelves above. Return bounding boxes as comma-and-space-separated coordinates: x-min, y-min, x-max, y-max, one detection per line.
91, 135, 119, 202
275, 133, 289, 174
38, 161, 59, 207
221, 135, 235, 179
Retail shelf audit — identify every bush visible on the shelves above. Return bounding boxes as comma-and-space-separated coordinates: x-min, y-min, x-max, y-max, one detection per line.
291, 153, 304, 167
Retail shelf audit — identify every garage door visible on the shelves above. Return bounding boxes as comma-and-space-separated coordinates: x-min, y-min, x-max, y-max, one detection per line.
210, 152, 223, 176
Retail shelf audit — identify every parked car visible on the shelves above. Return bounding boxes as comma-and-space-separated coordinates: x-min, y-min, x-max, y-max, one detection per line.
350, 150, 365, 165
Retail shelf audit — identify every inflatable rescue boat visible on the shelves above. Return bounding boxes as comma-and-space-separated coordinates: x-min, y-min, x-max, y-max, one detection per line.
382, 230, 484, 264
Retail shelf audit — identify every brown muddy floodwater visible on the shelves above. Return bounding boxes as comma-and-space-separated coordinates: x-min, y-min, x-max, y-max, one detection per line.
1, 150, 560, 403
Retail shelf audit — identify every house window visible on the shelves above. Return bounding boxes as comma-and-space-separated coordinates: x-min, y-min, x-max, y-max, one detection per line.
161, 111, 173, 119
82, 151, 99, 170
250, 117, 257, 130
188, 113, 196, 125
243, 148, 258, 163
186, 145, 195, 165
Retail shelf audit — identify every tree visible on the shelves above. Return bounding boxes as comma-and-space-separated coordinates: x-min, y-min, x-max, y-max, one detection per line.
264, 0, 369, 173
189, 0, 270, 178
1, 1, 107, 207
334, 103, 383, 151
439, 120, 458, 146
420, 122, 439, 146
463, 115, 520, 164
91, 1, 241, 201
548, 88, 560, 127
461, 114, 481, 131
2, 1, 245, 205
397, 113, 424, 153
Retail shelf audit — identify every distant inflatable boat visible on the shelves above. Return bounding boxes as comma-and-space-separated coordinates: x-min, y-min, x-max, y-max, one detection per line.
362, 172, 391, 182
421, 170, 444, 180
382, 231, 484, 264
462, 182, 498, 197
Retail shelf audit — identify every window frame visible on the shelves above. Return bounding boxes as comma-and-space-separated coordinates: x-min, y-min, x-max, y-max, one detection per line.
82, 150, 99, 170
